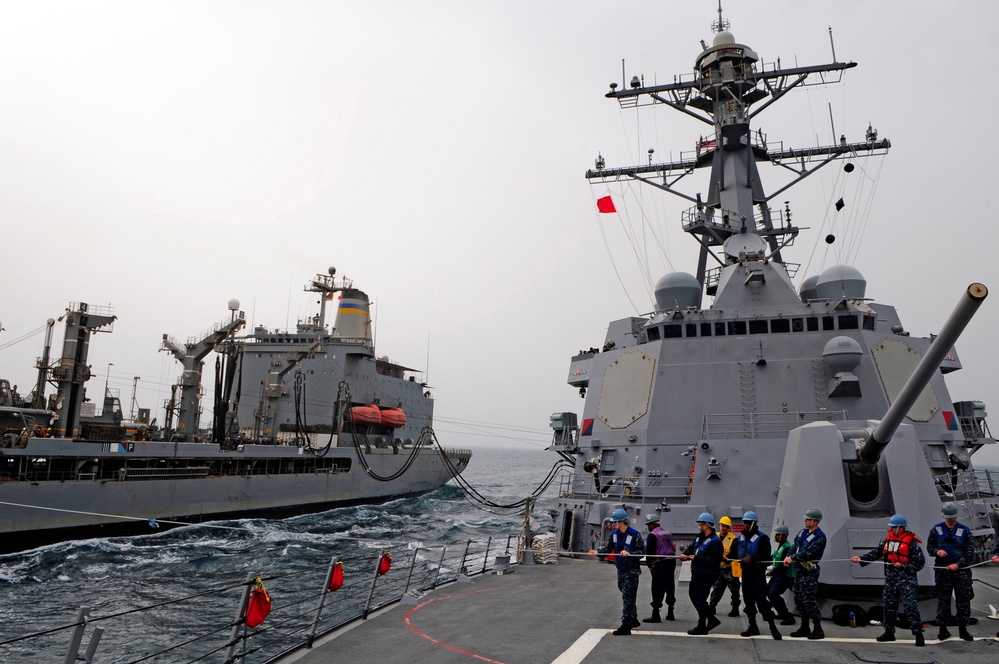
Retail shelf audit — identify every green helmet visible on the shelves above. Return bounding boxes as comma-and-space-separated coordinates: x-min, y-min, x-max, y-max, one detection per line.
941, 502, 959, 518
803, 508, 823, 521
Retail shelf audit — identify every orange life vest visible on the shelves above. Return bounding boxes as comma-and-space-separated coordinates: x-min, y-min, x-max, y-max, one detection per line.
884, 529, 919, 565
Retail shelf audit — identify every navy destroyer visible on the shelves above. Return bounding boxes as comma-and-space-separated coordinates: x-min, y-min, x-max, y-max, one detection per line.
549, 9, 996, 607
0, 268, 470, 553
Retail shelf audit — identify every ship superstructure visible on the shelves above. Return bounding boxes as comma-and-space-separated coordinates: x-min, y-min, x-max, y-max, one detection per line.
551, 10, 996, 603
0, 267, 470, 553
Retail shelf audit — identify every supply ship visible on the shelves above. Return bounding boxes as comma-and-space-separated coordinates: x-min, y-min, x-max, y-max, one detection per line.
0, 267, 470, 553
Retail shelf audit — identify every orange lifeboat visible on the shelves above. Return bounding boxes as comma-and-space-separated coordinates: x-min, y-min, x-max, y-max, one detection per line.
379, 407, 407, 429
350, 405, 381, 426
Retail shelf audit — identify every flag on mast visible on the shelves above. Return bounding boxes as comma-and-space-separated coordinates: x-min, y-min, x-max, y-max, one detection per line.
596, 195, 616, 213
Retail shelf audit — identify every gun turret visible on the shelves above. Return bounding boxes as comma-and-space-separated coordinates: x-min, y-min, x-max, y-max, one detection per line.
855, 283, 988, 470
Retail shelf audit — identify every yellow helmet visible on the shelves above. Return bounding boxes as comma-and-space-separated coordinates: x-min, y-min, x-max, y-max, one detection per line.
719, 516, 733, 527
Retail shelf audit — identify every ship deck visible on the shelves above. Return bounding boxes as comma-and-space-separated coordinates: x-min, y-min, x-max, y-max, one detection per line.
277, 557, 999, 664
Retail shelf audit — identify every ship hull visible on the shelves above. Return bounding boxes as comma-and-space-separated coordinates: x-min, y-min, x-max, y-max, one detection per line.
0, 437, 470, 553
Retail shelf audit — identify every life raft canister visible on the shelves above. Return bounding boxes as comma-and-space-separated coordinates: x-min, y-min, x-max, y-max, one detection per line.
245, 577, 272, 628
328, 561, 344, 591
377, 552, 392, 576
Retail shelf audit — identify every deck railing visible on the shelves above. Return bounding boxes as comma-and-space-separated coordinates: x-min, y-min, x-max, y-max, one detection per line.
0, 535, 517, 664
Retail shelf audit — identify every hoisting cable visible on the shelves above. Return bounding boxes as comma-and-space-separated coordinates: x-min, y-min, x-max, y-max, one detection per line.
423, 426, 572, 511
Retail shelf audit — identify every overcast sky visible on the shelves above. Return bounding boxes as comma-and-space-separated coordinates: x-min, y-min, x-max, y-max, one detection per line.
1, 1, 997, 465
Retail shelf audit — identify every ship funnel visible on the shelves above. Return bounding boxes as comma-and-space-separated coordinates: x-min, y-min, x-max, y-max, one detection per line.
855, 283, 988, 470
332, 288, 372, 341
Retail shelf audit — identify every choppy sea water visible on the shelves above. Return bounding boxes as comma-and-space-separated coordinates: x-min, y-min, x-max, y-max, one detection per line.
0, 446, 561, 663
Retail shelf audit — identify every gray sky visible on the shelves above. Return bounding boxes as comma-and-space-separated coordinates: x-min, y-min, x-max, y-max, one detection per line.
1, 1, 997, 464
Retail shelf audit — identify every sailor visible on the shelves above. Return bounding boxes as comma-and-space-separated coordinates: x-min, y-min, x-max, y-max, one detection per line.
851, 514, 926, 646
736, 511, 781, 639
708, 515, 741, 618
679, 512, 723, 635
587, 508, 645, 636
784, 507, 826, 639
643, 513, 677, 622
926, 502, 974, 641
766, 524, 795, 626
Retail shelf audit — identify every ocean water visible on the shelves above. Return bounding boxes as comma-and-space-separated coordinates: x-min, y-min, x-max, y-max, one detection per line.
0, 446, 561, 663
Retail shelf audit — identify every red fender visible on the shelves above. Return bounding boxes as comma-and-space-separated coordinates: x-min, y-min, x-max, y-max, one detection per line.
377, 552, 392, 576
246, 579, 271, 628
328, 562, 344, 591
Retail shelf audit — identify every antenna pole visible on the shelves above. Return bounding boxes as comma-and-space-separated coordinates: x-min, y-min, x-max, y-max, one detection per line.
828, 26, 837, 62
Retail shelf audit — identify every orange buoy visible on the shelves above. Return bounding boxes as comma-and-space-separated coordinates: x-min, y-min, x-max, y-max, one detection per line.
350, 405, 382, 426
379, 407, 407, 429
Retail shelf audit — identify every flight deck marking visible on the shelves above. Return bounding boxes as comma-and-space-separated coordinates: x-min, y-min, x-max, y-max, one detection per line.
550, 628, 948, 662
403, 580, 601, 663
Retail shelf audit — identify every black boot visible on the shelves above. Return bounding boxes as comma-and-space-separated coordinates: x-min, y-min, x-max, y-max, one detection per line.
665, 606, 675, 621
807, 619, 825, 640
915, 631, 925, 647
728, 603, 741, 617
876, 631, 895, 642
643, 608, 661, 623
959, 626, 974, 641
780, 613, 796, 626
705, 612, 722, 632
938, 625, 951, 640
627, 617, 641, 629
687, 619, 708, 636
789, 621, 811, 638
612, 623, 632, 636
740, 616, 760, 637
768, 619, 783, 640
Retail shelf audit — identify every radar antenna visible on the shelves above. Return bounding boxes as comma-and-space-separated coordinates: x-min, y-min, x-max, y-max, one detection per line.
711, 1, 730, 33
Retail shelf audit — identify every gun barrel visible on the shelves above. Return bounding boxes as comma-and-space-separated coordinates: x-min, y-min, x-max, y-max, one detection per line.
859, 283, 988, 466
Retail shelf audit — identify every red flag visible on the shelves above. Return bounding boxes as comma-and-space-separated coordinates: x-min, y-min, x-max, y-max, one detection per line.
597, 196, 616, 213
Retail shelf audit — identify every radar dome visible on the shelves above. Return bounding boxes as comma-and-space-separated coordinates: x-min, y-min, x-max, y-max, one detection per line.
815, 264, 867, 300
713, 30, 735, 46
654, 272, 701, 311
228, 298, 240, 311
799, 275, 819, 302
822, 336, 863, 373
722, 232, 767, 263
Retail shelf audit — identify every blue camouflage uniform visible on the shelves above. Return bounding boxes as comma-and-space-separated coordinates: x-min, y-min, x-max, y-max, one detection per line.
858, 529, 925, 635
738, 525, 777, 622
684, 531, 723, 623
598, 525, 646, 625
926, 520, 974, 628
788, 526, 826, 620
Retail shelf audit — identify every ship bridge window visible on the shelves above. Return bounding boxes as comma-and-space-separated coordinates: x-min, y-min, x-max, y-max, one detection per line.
863, 315, 876, 331
663, 324, 682, 338
647, 327, 661, 341
714, 322, 726, 336
686, 323, 697, 337
822, 316, 835, 331
727, 321, 747, 335
701, 323, 713, 337
838, 315, 859, 330
771, 319, 791, 333
806, 318, 819, 332
749, 320, 768, 334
